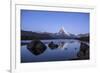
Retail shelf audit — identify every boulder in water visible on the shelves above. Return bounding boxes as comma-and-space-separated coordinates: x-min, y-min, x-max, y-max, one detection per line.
77, 42, 89, 59
48, 41, 58, 49
27, 40, 47, 55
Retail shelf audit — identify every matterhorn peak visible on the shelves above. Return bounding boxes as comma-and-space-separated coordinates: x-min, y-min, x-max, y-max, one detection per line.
58, 26, 70, 36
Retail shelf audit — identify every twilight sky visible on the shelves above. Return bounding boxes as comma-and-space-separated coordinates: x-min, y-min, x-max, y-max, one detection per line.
21, 10, 89, 35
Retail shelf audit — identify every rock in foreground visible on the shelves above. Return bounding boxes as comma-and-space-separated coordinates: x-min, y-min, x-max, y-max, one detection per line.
48, 41, 58, 49
27, 40, 47, 55
77, 42, 89, 59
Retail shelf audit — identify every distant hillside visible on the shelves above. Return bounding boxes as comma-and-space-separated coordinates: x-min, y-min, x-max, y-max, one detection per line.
21, 30, 53, 40
21, 30, 78, 40
77, 33, 89, 42
21, 30, 89, 41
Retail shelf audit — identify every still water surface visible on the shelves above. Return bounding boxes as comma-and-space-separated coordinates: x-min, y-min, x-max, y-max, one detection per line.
21, 39, 81, 63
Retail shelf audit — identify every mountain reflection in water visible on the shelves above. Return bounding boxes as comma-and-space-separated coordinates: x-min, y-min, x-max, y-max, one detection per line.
21, 39, 89, 63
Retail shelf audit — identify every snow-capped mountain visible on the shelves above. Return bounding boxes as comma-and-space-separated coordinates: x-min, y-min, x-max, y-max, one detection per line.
58, 26, 70, 36
54, 26, 77, 38
21, 26, 77, 40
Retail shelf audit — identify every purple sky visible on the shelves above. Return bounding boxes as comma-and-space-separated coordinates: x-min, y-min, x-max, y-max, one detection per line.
21, 10, 89, 35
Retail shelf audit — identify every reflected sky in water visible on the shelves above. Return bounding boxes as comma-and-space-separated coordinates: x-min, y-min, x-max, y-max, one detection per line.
21, 39, 81, 63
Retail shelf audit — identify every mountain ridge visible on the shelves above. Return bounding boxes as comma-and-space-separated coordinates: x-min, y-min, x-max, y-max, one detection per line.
21, 30, 89, 40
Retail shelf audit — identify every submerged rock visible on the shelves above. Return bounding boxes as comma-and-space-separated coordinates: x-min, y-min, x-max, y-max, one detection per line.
48, 41, 58, 49
27, 40, 47, 55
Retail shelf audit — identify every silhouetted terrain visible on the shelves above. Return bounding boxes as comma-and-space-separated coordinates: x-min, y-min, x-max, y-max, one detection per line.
77, 36, 89, 42
21, 30, 89, 42
77, 33, 89, 42
21, 30, 53, 40
21, 30, 77, 40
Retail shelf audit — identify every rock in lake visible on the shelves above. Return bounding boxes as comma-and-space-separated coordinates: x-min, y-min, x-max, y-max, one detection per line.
77, 42, 89, 59
48, 41, 58, 49
27, 40, 47, 55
